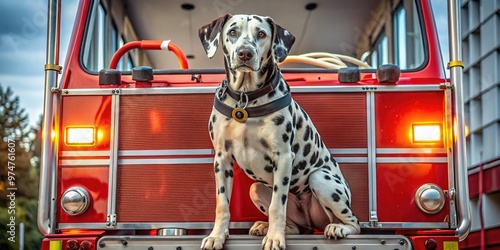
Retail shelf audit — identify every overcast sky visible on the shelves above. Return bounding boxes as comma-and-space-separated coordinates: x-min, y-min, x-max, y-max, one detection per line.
0, 0, 449, 127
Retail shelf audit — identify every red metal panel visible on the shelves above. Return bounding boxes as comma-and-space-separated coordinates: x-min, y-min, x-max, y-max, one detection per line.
376, 163, 449, 222
119, 94, 214, 150
58, 167, 109, 223
116, 164, 216, 222
375, 91, 445, 149
340, 163, 369, 222
59, 96, 112, 151
293, 92, 367, 148
410, 236, 459, 250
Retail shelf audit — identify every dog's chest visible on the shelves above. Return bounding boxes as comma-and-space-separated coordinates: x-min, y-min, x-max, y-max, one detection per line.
211, 112, 289, 184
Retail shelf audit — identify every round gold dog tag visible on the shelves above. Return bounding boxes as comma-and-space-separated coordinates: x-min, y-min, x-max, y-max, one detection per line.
232, 108, 248, 123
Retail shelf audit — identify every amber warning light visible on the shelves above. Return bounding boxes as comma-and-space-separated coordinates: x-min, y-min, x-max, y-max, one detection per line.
412, 124, 441, 143
65, 127, 95, 146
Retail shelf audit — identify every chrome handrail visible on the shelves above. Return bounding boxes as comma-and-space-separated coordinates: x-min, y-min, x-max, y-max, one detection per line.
447, 0, 471, 241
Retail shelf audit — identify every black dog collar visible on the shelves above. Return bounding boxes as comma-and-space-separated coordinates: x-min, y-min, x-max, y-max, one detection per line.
213, 92, 292, 123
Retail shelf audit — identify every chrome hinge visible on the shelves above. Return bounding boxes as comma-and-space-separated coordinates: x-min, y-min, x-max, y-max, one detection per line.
106, 214, 117, 228
448, 188, 457, 228
369, 211, 380, 228
439, 82, 453, 90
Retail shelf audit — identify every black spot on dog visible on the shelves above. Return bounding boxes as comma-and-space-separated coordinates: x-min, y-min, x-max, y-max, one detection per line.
302, 185, 311, 193
264, 165, 274, 173
323, 165, 331, 171
253, 15, 263, 22
282, 177, 289, 185
217, 151, 222, 157
297, 160, 307, 170
325, 207, 333, 214
309, 151, 319, 165
214, 162, 220, 173
304, 168, 310, 175
210, 131, 214, 140
292, 143, 300, 154
300, 107, 309, 121
303, 126, 311, 141
303, 143, 311, 157
314, 159, 324, 168
260, 138, 270, 149
245, 169, 255, 175
224, 140, 232, 152
332, 193, 341, 202
341, 208, 349, 214
220, 186, 226, 194
286, 122, 292, 133
344, 188, 350, 199
324, 156, 330, 162
225, 170, 234, 178
296, 117, 303, 130
336, 189, 343, 195
282, 133, 289, 143
274, 185, 278, 192
292, 166, 299, 175
281, 194, 287, 205
260, 206, 266, 213
273, 115, 285, 125
346, 200, 350, 208
290, 178, 299, 186
325, 175, 331, 180
288, 105, 292, 114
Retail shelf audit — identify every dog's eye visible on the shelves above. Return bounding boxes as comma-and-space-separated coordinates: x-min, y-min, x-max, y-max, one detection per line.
229, 30, 237, 37
258, 31, 266, 39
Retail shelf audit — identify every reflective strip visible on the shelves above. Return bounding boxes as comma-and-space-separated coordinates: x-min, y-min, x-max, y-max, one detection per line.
60, 159, 110, 166
61, 151, 110, 157
336, 157, 368, 163
119, 149, 214, 156
376, 157, 447, 163
329, 148, 368, 154
160, 40, 171, 50
376, 148, 446, 154
118, 158, 213, 165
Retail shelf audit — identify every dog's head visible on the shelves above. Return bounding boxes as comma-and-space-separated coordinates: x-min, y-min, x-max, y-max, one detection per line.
199, 14, 295, 72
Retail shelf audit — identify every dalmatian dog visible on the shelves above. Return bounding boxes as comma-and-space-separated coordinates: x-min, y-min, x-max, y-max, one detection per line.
199, 14, 360, 250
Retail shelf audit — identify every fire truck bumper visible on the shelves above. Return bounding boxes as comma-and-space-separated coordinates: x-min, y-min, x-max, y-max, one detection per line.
97, 235, 411, 250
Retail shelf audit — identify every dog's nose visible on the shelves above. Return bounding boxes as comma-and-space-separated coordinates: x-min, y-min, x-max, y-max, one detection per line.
237, 48, 254, 62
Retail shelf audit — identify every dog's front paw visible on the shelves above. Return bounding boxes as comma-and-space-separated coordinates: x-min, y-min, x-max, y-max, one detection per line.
324, 223, 356, 240
200, 231, 229, 250
262, 232, 286, 250
250, 221, 269, 236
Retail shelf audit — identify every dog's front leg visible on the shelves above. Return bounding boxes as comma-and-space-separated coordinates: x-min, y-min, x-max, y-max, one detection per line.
201, 153, 234, 250
262, 152, 294, 250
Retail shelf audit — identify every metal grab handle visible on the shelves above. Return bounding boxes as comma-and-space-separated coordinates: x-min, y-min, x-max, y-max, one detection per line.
109, 40, 189, 69
448, 0, 471, 241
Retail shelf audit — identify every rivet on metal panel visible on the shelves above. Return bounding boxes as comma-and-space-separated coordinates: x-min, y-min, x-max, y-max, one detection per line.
121, 240, 128, 246
312, 246, 318, 250
380, 239, 386, 245
176, 247, 182, 250
98, 242, 106, 248
148, 246, 154, 250
352, 246, 357, 250
399, 239, 405, 245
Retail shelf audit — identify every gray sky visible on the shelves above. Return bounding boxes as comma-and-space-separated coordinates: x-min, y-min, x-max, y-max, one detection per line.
0, 0, 449, 127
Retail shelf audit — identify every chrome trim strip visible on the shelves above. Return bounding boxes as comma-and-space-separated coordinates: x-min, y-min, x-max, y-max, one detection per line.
360, 222, 449, 229
57, 221, 448, 230
60, 84, 443, 96
118, 158, 214, 165
60, 159, 110, 166
376, 157, 448, 163
335, 157, 368, 163
366, 91, 378, 226
119, 149, 215, 156
61, 151, 111, 157
376, 148, 447, 154
329, 148, 368, 154
107, 94, 120, 228
97, 235, 412, 250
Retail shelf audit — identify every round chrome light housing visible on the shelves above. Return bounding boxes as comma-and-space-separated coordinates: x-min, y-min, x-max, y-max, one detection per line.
415, 184, 445, 214
61, 186, 90, 216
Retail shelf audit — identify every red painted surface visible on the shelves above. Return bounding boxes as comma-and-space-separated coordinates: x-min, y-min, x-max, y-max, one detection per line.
469, 160, 500, 198
410, 235, 459, 250
58, 167, 109, 223
460, 227, 500, 250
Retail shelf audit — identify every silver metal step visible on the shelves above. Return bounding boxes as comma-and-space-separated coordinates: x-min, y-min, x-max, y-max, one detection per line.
97, 234, 411, 250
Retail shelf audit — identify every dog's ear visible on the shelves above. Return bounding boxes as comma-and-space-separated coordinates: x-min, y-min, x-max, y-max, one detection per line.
199, 14, 232, 58
266, 17, 296, 63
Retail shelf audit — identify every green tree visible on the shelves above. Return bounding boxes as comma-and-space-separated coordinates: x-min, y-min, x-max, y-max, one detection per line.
0, 84, 42, 249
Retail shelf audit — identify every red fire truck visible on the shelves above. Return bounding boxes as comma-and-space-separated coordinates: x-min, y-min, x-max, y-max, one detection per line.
39, 0, 471, 249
